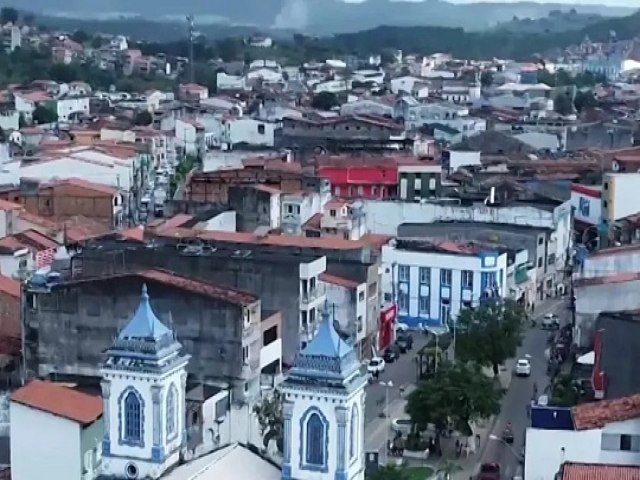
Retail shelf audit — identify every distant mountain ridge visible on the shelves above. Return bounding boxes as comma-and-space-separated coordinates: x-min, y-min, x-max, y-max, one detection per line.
12, 0, 634, 33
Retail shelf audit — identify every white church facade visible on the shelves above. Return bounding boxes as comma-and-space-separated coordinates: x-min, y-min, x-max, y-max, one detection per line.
10, 285, 368, 480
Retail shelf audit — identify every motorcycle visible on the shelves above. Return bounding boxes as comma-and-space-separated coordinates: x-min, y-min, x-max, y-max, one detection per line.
502, 423, 514, 445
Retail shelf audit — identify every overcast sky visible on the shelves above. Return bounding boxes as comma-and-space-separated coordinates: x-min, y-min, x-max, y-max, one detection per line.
343, 0, 638, 6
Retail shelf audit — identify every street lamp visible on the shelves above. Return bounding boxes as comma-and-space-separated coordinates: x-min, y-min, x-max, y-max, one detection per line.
379, 380, 394, 464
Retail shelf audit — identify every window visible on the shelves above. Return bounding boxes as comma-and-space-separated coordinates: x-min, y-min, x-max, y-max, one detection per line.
419, 296, 429, 315
123, 390, 142, 443
537, 258, 543, 268
603, 200, 609, 209
242, 345, 249, 365
350, 404, 359, 460
397, 291, 409, 312
462, 270, 473, 289
18, 258, 27, 269
371, 186, 378, 196
335, 186, 341, 195
538, 237, 544, 245
263, 325, 278, 346
419, 267, 430, 285
357, 186, 363, 196
398, 265, 410, 282
604, 182, 609, 191
548, 254, 556, 265
257, 124, 265, 134
359, 291, 365, 301
357, 315, 363, 332
166, 384, 178, 439
330, 209, 336, 217
621, 434, 632, 451
440, 299, 451, 324
440, 269, 452, 287
305, 411, 326, 467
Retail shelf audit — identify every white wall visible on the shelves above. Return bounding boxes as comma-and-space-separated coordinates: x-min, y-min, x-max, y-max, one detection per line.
608, 173, 640, 221
382, 244, 508, 329
363, 200, 568, 235
571, 189, 601, 225
203, 211, 237, 232
0, 111, 19, 130
57, 97, 90, 122
11, 402, 81, 480
226, 118, 275, 147
300, 256, 327, 281
260, 339, 282, 370
447, 150, 481, 172
0, 248, 32, 278
526, 417, 640, 480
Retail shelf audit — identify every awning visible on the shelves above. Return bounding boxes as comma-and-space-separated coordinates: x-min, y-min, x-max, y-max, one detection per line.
577, 350, 595, 366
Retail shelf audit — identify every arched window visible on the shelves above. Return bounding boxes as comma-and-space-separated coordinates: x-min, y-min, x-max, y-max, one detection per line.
305, 412, 326, 466
166, 384, 178, 439
123, 390, 142, 442
350, 404, 359, 460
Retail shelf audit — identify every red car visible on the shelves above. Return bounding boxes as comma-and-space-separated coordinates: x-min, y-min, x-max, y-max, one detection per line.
478, 463, 501, 480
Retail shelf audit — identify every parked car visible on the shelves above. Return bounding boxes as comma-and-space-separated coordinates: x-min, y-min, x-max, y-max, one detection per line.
391, 417, 413, 435
515, 358, 532, 377
383, 346, 400, 363
367, 357, 386, 374
395, 333, 414, 353
541, 313, 560, 330
478, 463, 501, 480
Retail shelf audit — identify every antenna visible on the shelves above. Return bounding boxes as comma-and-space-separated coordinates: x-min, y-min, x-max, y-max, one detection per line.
186, 14, 195, 83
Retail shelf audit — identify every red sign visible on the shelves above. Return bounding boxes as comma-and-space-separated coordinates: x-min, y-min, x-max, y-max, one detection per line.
378, 304, 397, 351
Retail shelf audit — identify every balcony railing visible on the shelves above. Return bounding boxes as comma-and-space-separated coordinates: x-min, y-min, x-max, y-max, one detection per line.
301, 284, 326, 304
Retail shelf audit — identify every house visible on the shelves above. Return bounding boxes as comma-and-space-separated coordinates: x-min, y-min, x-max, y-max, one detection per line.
398, 101, 487, 138
10, 380, 103, 480
381, 238, 512, 329
55, 95, 90, 122
248, 36, 273, 48
525, 394, 640, 480
390, 75, 423, 95
13, 90, 53, 123
0, 274, 21, 363
216, 72, 247, 91
178, 83, 209, 102
221, 117, 276, 148
0, 103, 19, 131
351, 69, 385, 86
340, 98, 394, 118
318, 199, 367, 241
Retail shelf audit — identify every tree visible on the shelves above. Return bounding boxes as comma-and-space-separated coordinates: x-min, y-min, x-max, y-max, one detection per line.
70, 30, 91, 44
134, 110, 153, 126
406, 362, 503, 439
366, 465, 411, 480
573, 90, 598, 112
216, 38, 240, 62
554, 92, 574, 115
480, 71, 494, 87
0, 7, 18, 25
48, 63, 79, 84
32, 104, 58, 124
22, 13, 36, 26
312, 91, 340, 111
455, 299, 525, 375
253, 389, 283, 451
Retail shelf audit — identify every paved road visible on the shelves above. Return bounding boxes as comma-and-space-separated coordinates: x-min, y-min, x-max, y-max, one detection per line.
364, 335, 430, 423
480, 298, 570, 480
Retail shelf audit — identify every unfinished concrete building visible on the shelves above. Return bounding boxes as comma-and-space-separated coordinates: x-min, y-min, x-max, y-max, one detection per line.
23, 268, 281, 401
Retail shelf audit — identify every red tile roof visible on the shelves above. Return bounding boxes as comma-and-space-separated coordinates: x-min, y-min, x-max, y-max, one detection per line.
0, 236, 27, 254
319, 272, 360, 289
572, 394, 640, 430
11, 380, 102, 426
562, 462, 640, 480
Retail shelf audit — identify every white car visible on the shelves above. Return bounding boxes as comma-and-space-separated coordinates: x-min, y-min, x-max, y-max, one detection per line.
367, 357, 386, 374
542, 313, 560, 329
515, 358, 531, 377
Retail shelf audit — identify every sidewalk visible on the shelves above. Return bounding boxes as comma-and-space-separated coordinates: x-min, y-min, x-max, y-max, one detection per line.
363, 368, 512, 479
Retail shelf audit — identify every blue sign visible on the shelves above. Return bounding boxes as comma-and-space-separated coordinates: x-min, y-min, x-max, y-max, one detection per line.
579, 197, 590, 218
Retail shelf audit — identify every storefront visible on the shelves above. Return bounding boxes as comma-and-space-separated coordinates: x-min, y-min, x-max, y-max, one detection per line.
378, 303, 396, 352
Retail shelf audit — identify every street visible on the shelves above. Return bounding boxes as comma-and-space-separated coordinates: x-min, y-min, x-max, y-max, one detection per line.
364, 334, 430, 423
479, 297, 570, 480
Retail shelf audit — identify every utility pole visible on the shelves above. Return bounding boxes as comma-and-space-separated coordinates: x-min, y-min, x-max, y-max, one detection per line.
186, 14, 195, 83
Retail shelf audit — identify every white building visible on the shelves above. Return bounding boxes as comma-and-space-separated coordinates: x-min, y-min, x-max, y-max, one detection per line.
299, 256, 328, 348
526, 397, 640, 480
398, 101, 486, 138
351, 70, 385, 85
222, 117, 276, 147
10, 380, 103, 480
56, 95, 90, 122
340, 99, 393, 118
381, 238, 509, 329
101, 284, 190, 479
216, 72, 247, 91
280, 305, 367, 480
0, 108, 19, 131
390, 76, 423, 95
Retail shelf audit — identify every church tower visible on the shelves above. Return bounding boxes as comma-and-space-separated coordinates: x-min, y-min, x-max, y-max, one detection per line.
281, 304, 367, 480
100, 284, 190, 480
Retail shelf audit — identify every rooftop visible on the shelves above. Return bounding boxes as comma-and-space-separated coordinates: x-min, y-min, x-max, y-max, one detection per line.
561, 462, 640, 480
572, 393, 640, 430
394, 238, 505, 256
319, 272, 361, 289
11, 380, 102, 426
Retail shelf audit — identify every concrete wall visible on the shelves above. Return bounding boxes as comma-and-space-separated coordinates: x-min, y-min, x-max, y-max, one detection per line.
25, 276, 247, 383
71, 246, 311, 366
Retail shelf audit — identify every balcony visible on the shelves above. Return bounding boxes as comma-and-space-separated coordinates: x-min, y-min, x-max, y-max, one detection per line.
300, 284, 326, 306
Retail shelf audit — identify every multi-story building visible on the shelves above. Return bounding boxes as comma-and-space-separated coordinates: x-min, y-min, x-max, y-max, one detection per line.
394, 101, 486, 141
317, 200, 366, 241
316, 155, 440, 201
381, 238, 511, 329
23, 268, 278, 401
